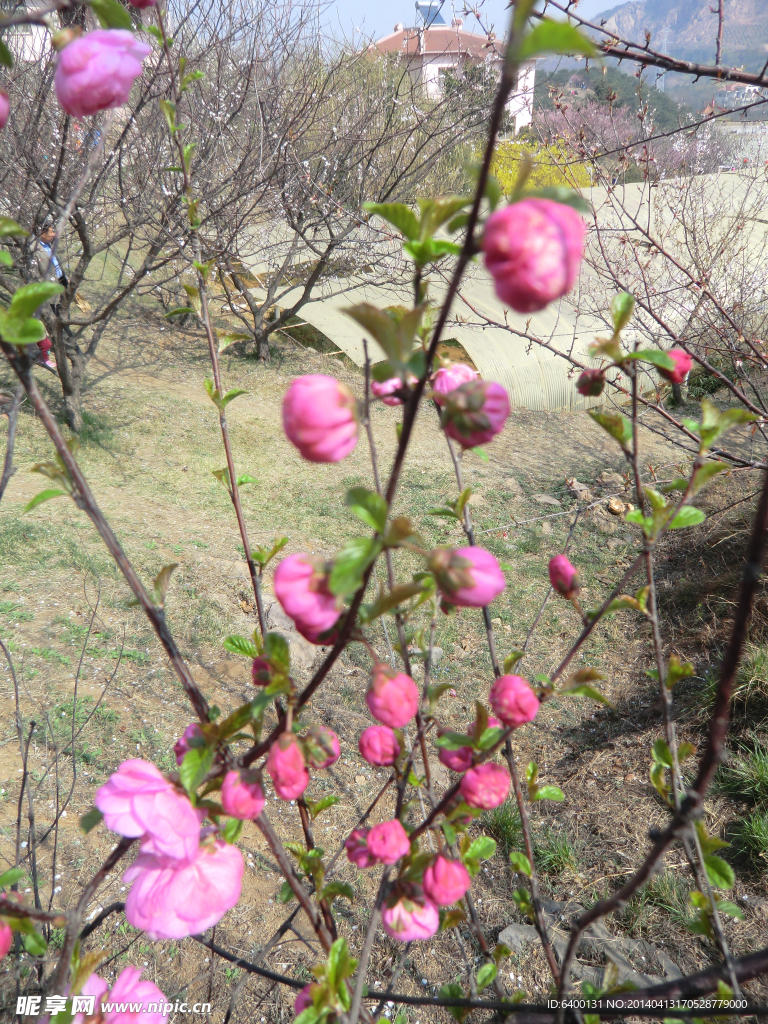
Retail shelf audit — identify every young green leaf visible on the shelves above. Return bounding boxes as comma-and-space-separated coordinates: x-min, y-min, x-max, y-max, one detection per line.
703, 854, 734, 890
464, 836, 497, 861
476, 962, 497, 992
610, 292, 635, 333
533, 785, 564, 802
519, 19, 597, 59
222, 817, 244, 844
669, 506, 705, 530
223, 635, 260, 660
362, 201, 420, 241
509, 851, 532, 876
90, 0, 134, 29
345, 487, 388, 532
329, 537, 381, 596
588, 410, 632, 450
25, 488, 67, 513
307, 794, 340, 819
180, 745, 214, 794
264, 631, 290, 673
8, 281, 64, 320
321, 881, 354, 902
0, 866, 26, 888
0, 217, 28, 238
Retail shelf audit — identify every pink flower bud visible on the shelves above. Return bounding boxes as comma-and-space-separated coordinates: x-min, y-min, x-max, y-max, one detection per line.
438, 743, 474, 772
251, 657, 272, 686
439, 380, 510, 449
266, 733, 309, 800
371, 374, 416, 406
345, 827, 377, 868
128, 0, 156, 7
174, 722, 204, 765
366, 665, 419, 728
381, 894, 439, 941
432, 363, 478, 394
367, 819, 410, 864
54, 30, 151, 120
658, 348, 692, 384
274, 553, 341, 644
282, 374, 359, 462
359, 725, 401, 766
548, 554, 579, 597
482, 198, 586, 314
460, 763, 511, 809
0, 921, 11, 961
221, 770, 265, 821
0, 91, 9, 131
303, 725, 340, 769
422, 855, 471, 906
294, 984, 317, 1015
489, 675, 539, 729
576, 368, 605, 397
429, 546, 506, 608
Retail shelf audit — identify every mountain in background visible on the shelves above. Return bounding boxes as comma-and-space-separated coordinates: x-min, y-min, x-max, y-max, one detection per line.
594, 0, 768, 71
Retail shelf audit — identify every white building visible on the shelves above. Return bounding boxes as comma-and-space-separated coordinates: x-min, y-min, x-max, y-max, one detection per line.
372, 18, 536, 135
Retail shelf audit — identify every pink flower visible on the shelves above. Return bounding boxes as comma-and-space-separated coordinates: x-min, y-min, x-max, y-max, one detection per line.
367, 819, 410, 864
123, 836, 243, 940
0, 921, 11, 960
422, 855, 471, 906
251, 657, 272, 686
489, 676, 539, 729
359, 725, 401, 766
381, 895, 439, 941
366, 665, 419, 728
303, 725, 340, 769
429, 546, 506, 608
432, 363, 478, 394
0, 91, 9, 131
220, 770, 265, 821
266, 733, 309, 800
274, 554, 341, 645
460, 763, 511, 809
576, 368, 605, 397
282, 374, 359, 462
549, 554, 579, 597
438, 743, 474, 772
439, 380, 510, 449
294, 985, 316, 1015
54, 30, 151, 120
76, 967, 168, 1024
174, 722, 204, 765
345, 827, 377, 869
658, 348, 692, 384
371, 375, 415, 406
482, 198, 586, 313
94, 760, 200, 861
128, 0, 156, 7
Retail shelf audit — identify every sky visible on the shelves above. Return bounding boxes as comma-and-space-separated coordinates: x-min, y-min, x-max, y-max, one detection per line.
322, 0, 613, 44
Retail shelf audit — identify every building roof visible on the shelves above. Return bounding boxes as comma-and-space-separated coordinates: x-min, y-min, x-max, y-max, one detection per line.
371, 24, 503, 60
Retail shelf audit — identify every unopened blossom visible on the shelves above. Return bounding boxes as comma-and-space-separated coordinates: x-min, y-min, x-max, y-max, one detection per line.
371, 374, 416, 406
576, 368, 605, 397
438, 742, 474, 773
381, 895, 439, 941
303, 725, 340, 769
0, 91, 9, 131
251, 657, 272, 686
123, 836, 243, 940
549, 554, 579, 598
174, 722, 204, 765
482, 198, 586, 313
431, 363, 477, 394
367, 819, 410, 864
439, 380, 510, 449
128, 0, 156, 8
94, 759, 200, 861
489, 676, 539, 729
294, 985, 317, 1015
282, 374, 359, 462
345, 827, 377, 868
55, 30, 151, 119
266, 733, 309, 800
0, 920, 11, 961
76, 967, 168, 1024
429, 546, 505, 608
359, 725, 401, 766
274, 553, 341, 644
220, 770, 265, 821
366, 665, 419, 728
460, 763, 511, 809
658, 348, 692, 384
422, 855, 471, 906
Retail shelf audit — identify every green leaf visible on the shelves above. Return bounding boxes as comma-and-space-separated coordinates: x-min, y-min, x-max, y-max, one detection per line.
22, 929, 47, 956
439, 982, 469, 1023
329, 537, 381, 596
697, 399, 757, 452
264, 631, 290, 673
588, 410, 632, 450
222, 817, 244, 844
164, 306, 196, 319
475, 726, 505, 751
152, 563, 177, 607
160, 98, 177, 133
519, 19, 597, 59
434, 731, 471, 751
427, 507, 459, 520
223, 635, 259, 660
441, 820, 457, 846
237, 474, 257, 487
511, 888, 535, 922
221, 388, 247, 408
611, 292, 635, 333
493, 942, 513, 963
703, 854, 734, 890
0, 866, 25, 887
0, 251, 12, 267
522, 187, 591, 215
321, 881, 354, 902
476, 962, 497, 992
278, 879, 296, 903
0, 38, 13, 69
714, 900, 744, 921
0, 217, 27, 239
179, 745, 214, 794
503, 651, 524, 673
666, 654, 694, 689
344, 303, 423, 365
8, 281, 64, 319
307, 795, 340, 820
533, 785, 564, 802
465, 836, 496, 861
363, 202, 420, 241
631, 349, 676, 372
559, 683, 615, 708
652, 739, 673, 768
24, 488, 67, 513
690, 462, 728, 494
79, 808, 103, 835
509, 851, 532, 876
89, 0, 134, 28
669, 506, 705, 530
345, 487, 388, 532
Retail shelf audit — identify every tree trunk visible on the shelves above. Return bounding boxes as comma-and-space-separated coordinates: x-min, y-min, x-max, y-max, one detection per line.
256, 331, 270, 363
53, 323, 86, 432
